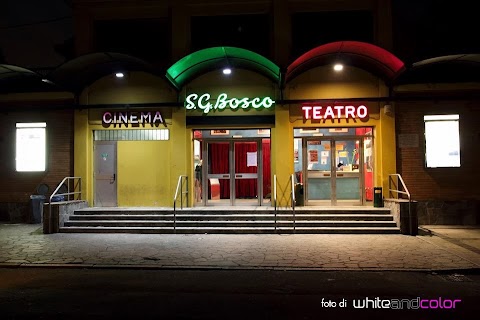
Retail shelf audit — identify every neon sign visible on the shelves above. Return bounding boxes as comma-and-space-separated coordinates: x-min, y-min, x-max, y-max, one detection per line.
186, 93, 275, 114
102, 111, 164, 126
302, 105, 368, 120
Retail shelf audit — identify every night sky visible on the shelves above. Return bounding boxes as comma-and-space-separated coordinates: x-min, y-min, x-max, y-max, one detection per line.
0, 0, 478, 68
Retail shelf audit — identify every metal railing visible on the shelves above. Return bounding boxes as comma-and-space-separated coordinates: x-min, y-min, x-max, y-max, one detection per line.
290, 173, 296, 233
273, 174, 277, 230
388, 174, 412, 235
173, 175, 189, 231
48, 177, 82, 220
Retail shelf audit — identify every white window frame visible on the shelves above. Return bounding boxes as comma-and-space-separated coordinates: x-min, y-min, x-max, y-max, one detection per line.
15, 122, 47, 172
424, 115, 460, 168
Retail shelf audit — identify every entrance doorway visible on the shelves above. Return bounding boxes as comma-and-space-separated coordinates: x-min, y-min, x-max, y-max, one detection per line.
193, 129, 271, 206
94, 141, 117, 206
294, 128, 374, 206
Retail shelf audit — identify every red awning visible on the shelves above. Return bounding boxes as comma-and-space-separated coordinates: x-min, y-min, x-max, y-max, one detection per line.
286, 41, 405, 83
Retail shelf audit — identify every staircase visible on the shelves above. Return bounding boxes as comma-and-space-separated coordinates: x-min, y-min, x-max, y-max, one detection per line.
60, 207, 400, 234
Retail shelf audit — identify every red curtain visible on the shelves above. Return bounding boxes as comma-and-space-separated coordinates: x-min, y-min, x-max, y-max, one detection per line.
209, 142, 230, 199
208, 140, 271, 200
262, 139, 271, 198
234, 142, 257, 198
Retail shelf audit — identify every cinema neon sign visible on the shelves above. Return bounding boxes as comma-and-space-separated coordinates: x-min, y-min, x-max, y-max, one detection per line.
302, 104, 368, 120
186, 93, 275, 114
102, 111, 165, 126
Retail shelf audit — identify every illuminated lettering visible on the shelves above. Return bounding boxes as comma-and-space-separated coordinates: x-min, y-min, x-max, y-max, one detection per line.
103, 112, 112, 124
140, 112, 151, 123
130, 113, 138, 124
185, 94, 198, 110
152, 111, 163, 123
102, 111, 165, 127
119, 112, 128, 124
198, 93, 213, 114
186, 93, 275, 114
302, 104, 369, 120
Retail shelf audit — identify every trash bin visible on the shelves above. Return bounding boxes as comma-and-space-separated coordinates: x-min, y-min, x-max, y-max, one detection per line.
373, 187, 383, 207
51, 195, 65, 202
294, 183, 304, 206
30, 194, 46, 223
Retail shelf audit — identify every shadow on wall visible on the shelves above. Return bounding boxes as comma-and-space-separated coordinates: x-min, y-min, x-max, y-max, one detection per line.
417, 200, 479, 225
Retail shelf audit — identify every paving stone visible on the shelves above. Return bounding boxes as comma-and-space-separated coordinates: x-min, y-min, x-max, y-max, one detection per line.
1, 224, 479, 270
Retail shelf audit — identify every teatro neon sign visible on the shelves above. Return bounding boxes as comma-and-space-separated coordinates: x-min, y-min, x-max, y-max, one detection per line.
302, 104, 368, 120
102, 111, 165, 126
186, 93, 275, 114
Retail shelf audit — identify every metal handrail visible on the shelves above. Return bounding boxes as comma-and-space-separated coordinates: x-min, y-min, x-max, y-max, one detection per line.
290, 173, 296, 233
273, 174, 277, 230
388, 174, 413, 235
173, 175, 188, 231
48, 177, 82, 223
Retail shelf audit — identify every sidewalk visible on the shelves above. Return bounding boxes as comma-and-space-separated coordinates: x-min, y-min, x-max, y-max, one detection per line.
0, 223, 479, 271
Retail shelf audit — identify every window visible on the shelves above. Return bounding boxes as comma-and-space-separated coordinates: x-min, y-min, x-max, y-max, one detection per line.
424, 115, 460, 168
16, 123, 47, 172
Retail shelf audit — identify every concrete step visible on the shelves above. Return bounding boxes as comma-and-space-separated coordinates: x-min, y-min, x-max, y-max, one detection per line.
64, 220, 398, 228
68, 213, 395, 221
59, 226, 400, 234
73, 209, 392, 216
62, 207, 400, 234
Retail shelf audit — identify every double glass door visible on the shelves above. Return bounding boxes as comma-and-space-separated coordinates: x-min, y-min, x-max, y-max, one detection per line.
202, 140, 263, 206
303, 138, 365, 206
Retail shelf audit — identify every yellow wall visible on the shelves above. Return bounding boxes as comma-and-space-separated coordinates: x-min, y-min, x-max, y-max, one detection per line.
286, 65, 386, 99
117, 141, 171, 206
378, 105, 396, 193
79, 72, 176, 105
75, 71, 179, 207
275, 66, 396, 206
272, 105, 294, 206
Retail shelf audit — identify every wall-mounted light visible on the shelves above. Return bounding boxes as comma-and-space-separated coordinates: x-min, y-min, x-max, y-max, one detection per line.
115, 72, 125, 78
222, 68, 232, 75
333, 64, 344, 72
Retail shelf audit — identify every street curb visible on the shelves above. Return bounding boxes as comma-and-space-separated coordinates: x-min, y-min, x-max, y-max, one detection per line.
1, 262, 479, 274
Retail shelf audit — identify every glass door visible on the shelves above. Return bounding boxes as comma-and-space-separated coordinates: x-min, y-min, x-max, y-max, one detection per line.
203, 139, 265, 206
333, 139, 362, 205
304, 138, 363, 205
234, 141, 261, 206
204, 141, 231, 205
305, 140, 332, 204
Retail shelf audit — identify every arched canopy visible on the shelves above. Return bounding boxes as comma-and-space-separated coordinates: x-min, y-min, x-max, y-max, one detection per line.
48, 52, 160, 93
166, 47, 281, 89
395, 54, 480, 84
0, 64, 58, 93
285, 41, 405, 84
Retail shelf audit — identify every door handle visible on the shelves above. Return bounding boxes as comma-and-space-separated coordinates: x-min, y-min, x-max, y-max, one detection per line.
337, 173, 344, 177
323, 173, 331, 177
236, 174, 243, 178
110, 174, 116, 184
222, 174, 230, 178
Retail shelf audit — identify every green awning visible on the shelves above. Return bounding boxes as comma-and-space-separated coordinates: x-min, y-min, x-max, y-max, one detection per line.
166, 47, 281, 89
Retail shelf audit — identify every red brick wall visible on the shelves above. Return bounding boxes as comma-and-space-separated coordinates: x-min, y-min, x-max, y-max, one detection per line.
0, 109, 74, 204
395, 101, 480, 201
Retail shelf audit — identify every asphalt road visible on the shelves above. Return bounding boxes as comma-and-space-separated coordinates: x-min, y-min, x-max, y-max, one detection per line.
0, 268, 479, 319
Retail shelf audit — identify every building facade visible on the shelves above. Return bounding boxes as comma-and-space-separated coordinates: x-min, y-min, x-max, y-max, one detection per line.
0, 0, 478, 225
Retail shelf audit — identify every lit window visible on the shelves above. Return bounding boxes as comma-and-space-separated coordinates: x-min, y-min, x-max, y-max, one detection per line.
16, 123, 46, 172
424, 115, 460, 168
